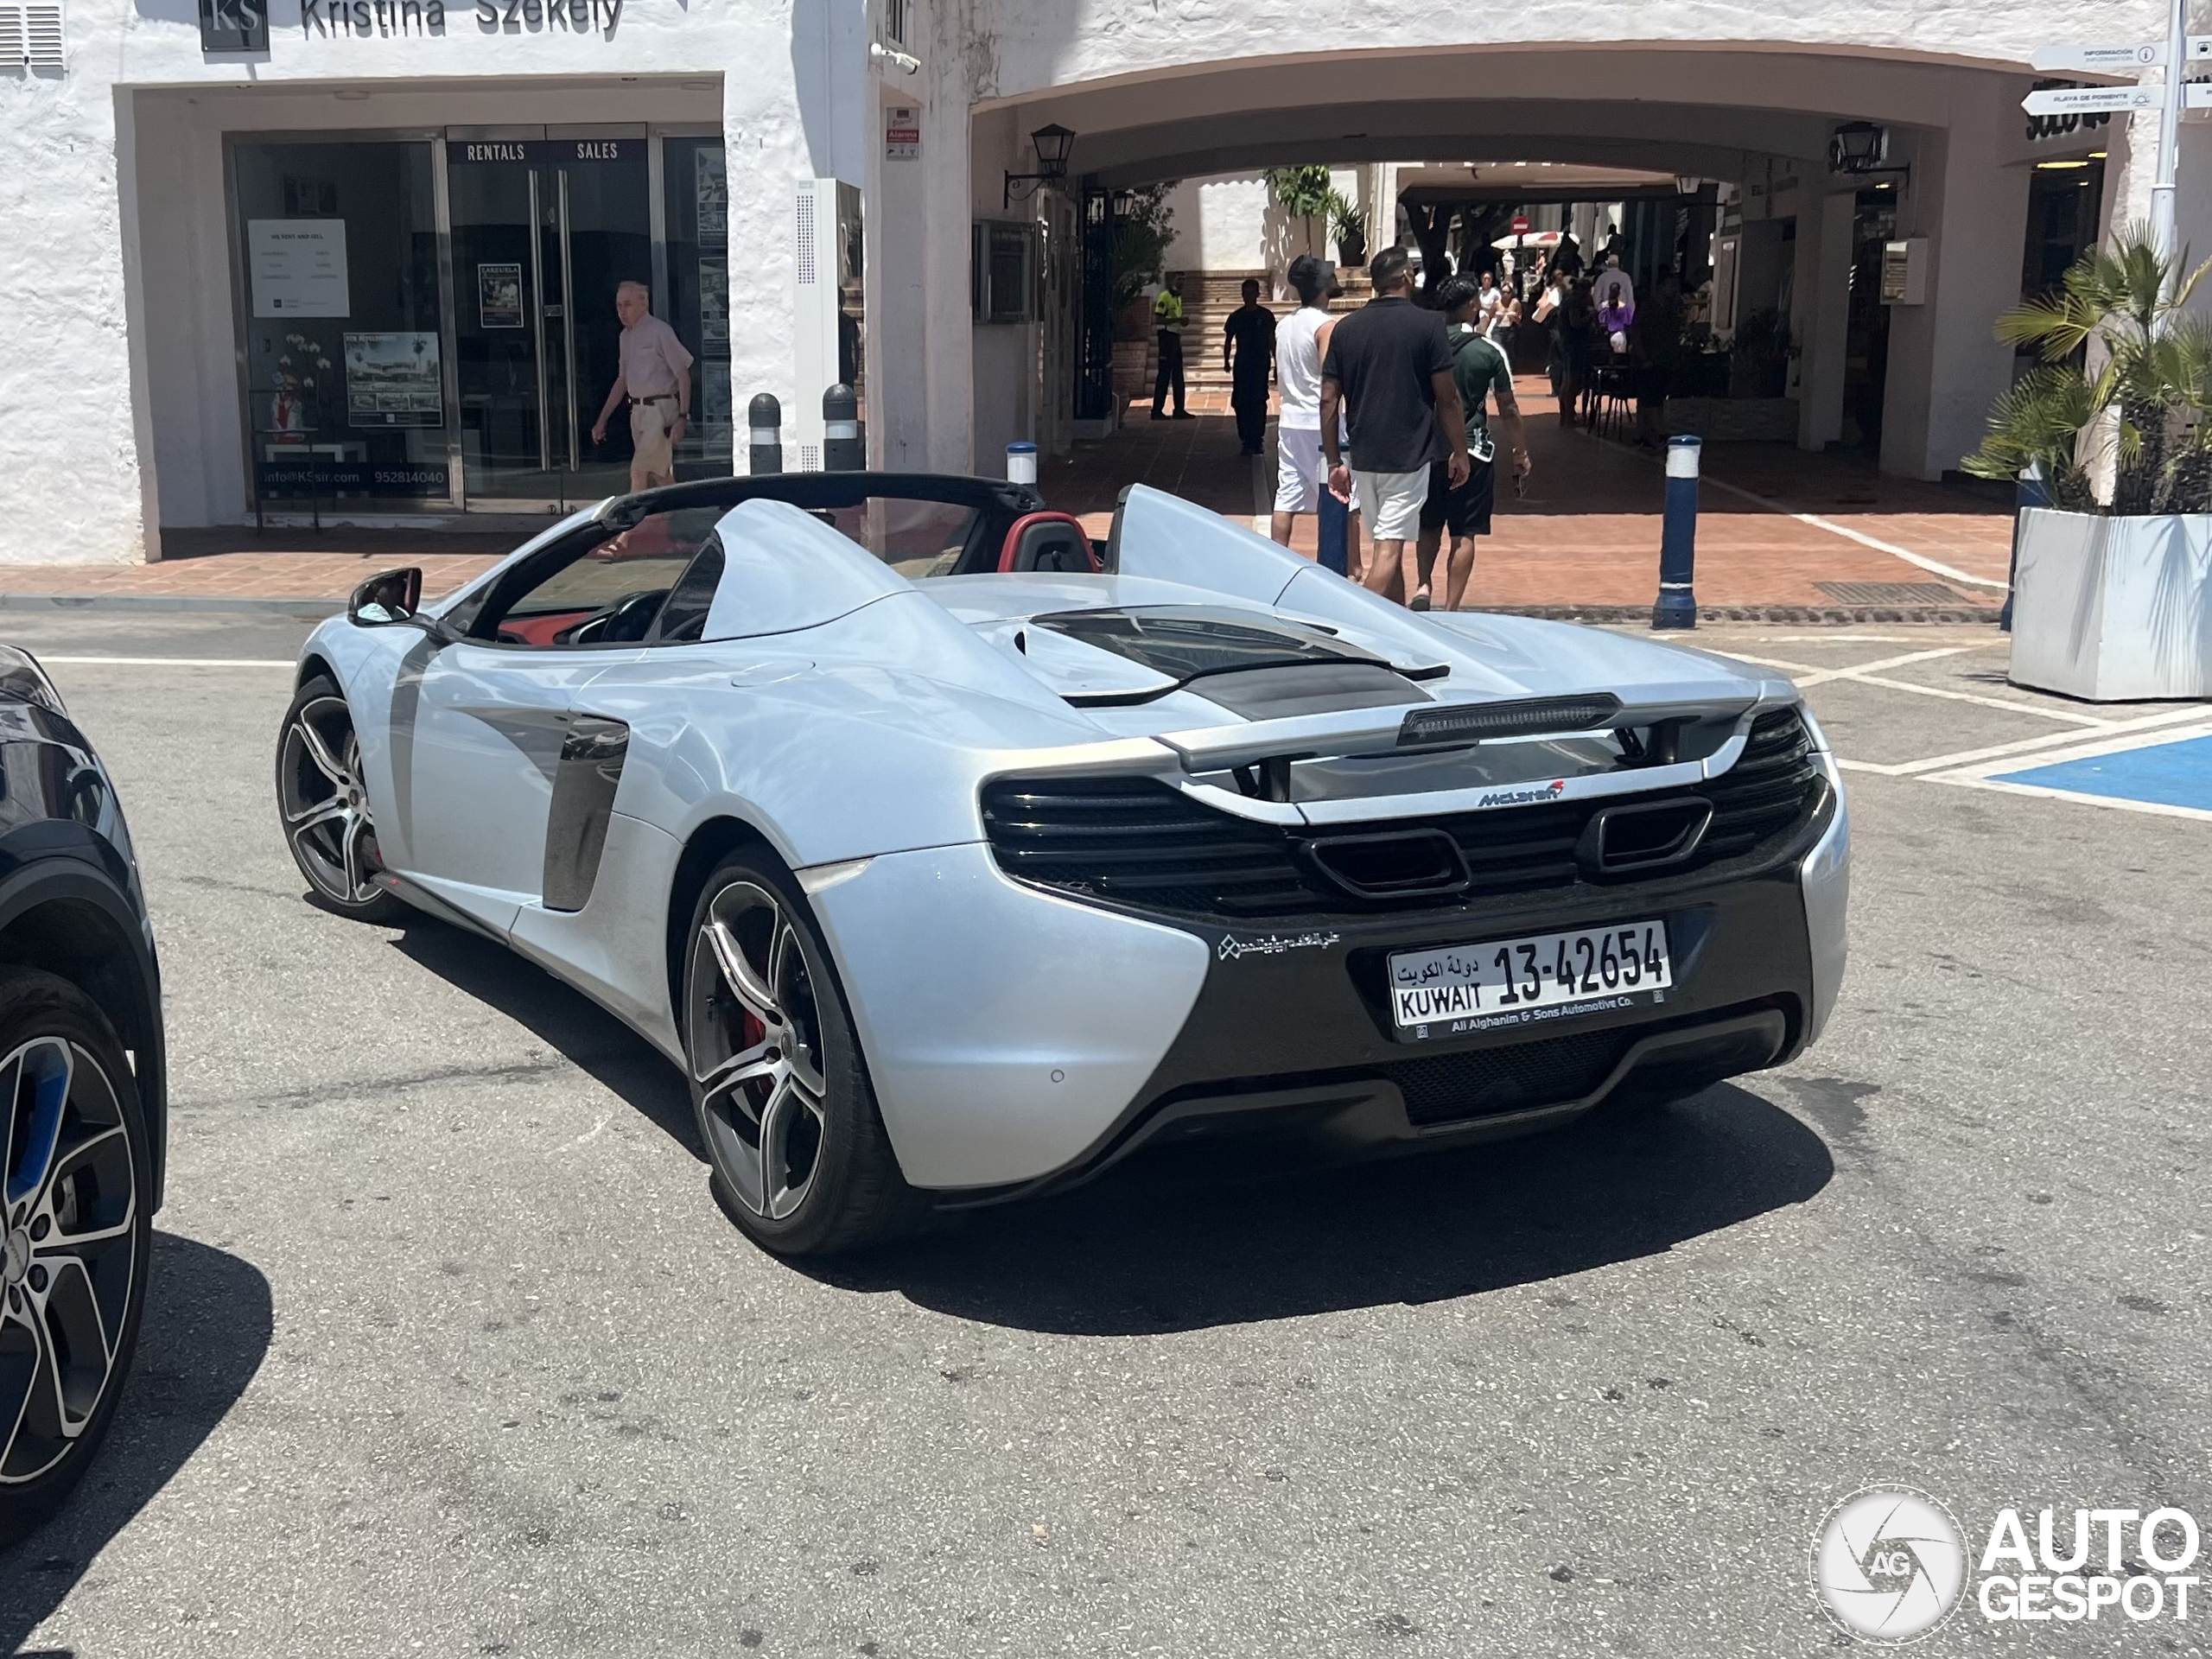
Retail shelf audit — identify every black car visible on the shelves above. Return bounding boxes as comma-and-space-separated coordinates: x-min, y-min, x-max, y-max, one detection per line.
0, 645, 164, 1544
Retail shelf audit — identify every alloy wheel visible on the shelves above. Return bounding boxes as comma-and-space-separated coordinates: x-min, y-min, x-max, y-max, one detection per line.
279, 696, 385, 906
0, 1037, 137, 1486
687, 881, 828, 1220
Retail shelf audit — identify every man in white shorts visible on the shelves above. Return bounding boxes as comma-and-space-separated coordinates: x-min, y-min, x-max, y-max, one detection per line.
1268, 255, 1361, 576
1319, 247, 1471, 602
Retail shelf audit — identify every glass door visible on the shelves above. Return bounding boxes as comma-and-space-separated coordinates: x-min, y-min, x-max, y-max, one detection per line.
448, 132, 652, 507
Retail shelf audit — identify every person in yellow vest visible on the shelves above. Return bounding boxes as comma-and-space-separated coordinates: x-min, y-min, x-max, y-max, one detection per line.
1151, 273, 1192, 420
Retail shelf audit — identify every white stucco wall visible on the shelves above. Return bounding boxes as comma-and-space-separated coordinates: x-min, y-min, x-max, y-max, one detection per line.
7, 0, 844, 561
1156, 167, 1363, 276
8, 0, 2202, 563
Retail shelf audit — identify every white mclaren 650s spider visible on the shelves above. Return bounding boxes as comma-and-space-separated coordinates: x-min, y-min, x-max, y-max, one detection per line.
276, 472, 1847, 1255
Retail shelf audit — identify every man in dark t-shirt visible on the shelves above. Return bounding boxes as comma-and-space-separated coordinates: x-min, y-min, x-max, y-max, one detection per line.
1224, 278, 1277, 456
1319, 246, 1471, 604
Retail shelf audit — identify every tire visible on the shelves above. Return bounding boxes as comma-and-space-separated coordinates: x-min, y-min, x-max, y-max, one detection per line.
681, 852, 926, 1256
275, 675, 408, 924
0, 969, 155, 1548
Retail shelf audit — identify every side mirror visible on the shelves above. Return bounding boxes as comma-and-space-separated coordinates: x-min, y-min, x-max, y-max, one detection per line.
348, 567, 424, 627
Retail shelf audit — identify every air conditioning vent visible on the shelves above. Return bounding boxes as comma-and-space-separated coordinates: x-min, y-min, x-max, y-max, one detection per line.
793, 192, 817, 286
0, 2, 64, 68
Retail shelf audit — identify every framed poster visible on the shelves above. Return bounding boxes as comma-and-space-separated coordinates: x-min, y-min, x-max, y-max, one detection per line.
698, 257, 729, 348
249, 219, 349, 318
701, 360, 732, 442
694, 149, 727, 239
477, 263, 524, 329
343, 332, 444, 428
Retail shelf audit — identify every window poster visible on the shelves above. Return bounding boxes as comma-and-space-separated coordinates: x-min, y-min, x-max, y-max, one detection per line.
701, 360, 733, 442
478, 263, 524, 329
695, 149, 728, 239
344, 332, 444, 428
249, 219, 350, 318
699, 257, 730, 348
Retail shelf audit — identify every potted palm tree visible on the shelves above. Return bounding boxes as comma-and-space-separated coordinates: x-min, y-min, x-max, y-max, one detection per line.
1327, 190, 1368, 269
1965, 229, 2212, 700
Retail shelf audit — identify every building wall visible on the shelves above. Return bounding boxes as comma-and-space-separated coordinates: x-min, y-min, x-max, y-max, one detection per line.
10, 0, 2207, 564
6, 0, 831, 562
1154, 168, 1361, 280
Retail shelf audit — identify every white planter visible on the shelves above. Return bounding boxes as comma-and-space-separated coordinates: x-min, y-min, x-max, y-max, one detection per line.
2008, 507, 2212, 701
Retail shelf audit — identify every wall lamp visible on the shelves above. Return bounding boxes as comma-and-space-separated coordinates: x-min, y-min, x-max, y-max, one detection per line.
1004, 124, 1076, 208
1828, 122, 1890, 174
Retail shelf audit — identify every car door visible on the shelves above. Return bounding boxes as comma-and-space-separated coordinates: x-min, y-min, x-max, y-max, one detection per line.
393, 644, 645, 933
385, 510, 708, 931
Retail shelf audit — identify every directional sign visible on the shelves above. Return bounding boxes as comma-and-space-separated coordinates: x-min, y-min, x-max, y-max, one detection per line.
2022, 85, 2160, 115
2188, 80, 2212, 106
2031, 41, 2164, 71
2191, 34, 2212, 57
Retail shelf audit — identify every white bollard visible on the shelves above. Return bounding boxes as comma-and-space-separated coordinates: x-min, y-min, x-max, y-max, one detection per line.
1006, 442, 1039, 488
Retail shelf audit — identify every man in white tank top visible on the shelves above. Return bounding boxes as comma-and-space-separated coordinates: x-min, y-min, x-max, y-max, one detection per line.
1268, 254, 1362, 577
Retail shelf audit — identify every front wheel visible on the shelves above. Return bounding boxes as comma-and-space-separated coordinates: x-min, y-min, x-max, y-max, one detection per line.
275, 676, 407, 924
682, 855, 925, 1256
0, 969, 154, 1547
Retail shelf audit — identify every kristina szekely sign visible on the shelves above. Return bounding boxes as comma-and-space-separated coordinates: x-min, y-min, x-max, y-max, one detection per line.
294, 0, 623, 38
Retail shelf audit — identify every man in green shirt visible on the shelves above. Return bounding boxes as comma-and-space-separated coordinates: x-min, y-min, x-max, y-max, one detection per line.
1413, 275, 1533, 610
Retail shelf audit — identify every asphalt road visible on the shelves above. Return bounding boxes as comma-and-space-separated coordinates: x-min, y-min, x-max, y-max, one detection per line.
3, 613, 2207, 1657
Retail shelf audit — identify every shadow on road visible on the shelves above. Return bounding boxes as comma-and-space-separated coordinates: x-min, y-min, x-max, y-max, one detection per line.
0, 1232, 272, 1654
389, 919, 701, 1158
808, 1084, 1833, 1334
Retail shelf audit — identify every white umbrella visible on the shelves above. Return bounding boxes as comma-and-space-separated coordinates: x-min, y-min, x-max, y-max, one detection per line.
1492, 228, 1562, 250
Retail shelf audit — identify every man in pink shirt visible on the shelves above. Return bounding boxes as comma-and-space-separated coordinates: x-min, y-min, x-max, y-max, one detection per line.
590, 281, 695, 491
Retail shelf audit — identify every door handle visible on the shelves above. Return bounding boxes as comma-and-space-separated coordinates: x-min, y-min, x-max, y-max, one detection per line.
558, 169, 580, 474
528, 169, 551, 475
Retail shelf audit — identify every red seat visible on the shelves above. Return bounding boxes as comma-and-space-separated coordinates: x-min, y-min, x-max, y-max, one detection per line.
997, 512, 1099, 574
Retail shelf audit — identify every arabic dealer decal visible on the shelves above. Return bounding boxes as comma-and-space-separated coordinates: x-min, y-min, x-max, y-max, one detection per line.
1216, 931, 1341, 963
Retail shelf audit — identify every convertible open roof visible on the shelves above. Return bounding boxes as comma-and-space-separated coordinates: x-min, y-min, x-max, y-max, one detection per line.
600, 469, 1046, 530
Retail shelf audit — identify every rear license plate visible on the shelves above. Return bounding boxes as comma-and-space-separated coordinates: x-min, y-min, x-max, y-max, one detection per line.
1388, 920, 1673, 1040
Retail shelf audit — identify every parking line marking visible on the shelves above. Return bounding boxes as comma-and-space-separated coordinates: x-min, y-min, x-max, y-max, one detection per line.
1786, 646, 1975, 687
34, 656, 296, 667
1724, 650, 2104, 724
1882, 706, 2212, 775
1929, 772, 2212, 823
1841, 672, 2109, 724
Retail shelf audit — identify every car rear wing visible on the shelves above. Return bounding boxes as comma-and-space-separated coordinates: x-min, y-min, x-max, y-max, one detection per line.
975, 695, 1793, 829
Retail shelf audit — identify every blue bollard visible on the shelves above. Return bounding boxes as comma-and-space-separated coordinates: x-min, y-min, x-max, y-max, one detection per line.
747, 393, 783, 475
2001, 461, 2048, 633
1651, 435, 1701, 630
1317, 477, 1350, 576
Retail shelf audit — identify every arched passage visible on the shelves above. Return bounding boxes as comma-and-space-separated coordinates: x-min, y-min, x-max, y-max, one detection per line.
943, 42, 2118, 485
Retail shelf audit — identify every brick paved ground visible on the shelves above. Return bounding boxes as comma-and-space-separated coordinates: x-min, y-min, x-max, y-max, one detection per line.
1044, 381, 2012, 617
0, 380, 2014, 614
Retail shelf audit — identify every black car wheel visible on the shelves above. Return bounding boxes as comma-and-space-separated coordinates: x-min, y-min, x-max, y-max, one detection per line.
682, 854, 925, 1256
276, 676, 406, 924
0, 969, 153, 1547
